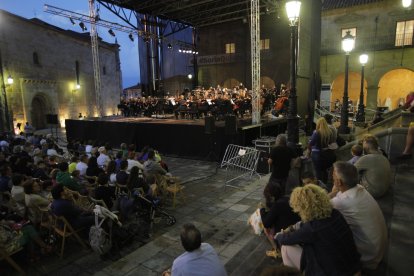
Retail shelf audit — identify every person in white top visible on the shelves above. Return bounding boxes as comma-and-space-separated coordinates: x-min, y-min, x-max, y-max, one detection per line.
76, 155, 89, 176
329, 161, 387, 270
127, 158, 144, 172
97, 147, 111, 168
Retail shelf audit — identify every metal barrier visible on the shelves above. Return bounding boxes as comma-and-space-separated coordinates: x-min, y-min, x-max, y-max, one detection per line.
220, 144, 261, 189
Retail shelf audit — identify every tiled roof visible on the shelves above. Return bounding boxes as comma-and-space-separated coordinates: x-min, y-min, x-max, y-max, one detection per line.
322, 0, 384, 10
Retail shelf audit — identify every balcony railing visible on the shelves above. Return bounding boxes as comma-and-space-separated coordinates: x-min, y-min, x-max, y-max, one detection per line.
321, 32, 413, 55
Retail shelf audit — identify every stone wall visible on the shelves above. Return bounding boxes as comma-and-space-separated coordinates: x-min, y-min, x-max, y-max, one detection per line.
0, 10, 121, 130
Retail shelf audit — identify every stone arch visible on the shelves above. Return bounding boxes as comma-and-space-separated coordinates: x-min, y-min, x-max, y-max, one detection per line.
223, 78, 240, 89
30, 93, 52, 129
260, 76, 275, 89
331, 71, 367, 111
377, 68, 414, 110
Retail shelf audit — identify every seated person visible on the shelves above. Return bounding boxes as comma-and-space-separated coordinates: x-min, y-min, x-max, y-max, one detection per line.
398, 122, 414, 160
275, 184, 361, 275
24, 179, 50, 224
11, 174, 26, 217
0, 220, 52, 256
127, 166, 151, 196
348, 144, 363, 165
144, 149, 170, 176
0, 165, 12, 192
163, 223, 227, 276
86, 156, 104, 181
330, 161, 387, 270
50, 184, 94, 230
355, 136, 391, 198
94, 173, 115, 209
76, 155, 89, 176
68, 156, 79, 173
260, 179, 300, 259
32, 161, 50, 181
116, 160, 129, 185
56, 162, 82, 192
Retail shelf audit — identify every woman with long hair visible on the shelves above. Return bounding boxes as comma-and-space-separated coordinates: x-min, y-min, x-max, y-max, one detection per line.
308, 117, 336, 183
275, 184, 360, 275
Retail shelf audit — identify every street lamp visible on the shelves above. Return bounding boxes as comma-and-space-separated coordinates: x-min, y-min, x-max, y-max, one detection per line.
338, 31, 355, 134
285, 0, 301, 145
355, 54, 368, 123
402, 0, 412, 8
7, 75, 13, 85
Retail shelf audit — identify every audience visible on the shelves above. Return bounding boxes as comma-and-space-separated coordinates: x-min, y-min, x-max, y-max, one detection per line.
116, 160, 129, 185
24, 179, 50, 224
97, 146, 111, 168
275, 184, 361, 275
329, 161, 387, 271
56, 162, 82, 192
348, 144, 363, 165
94, 173, 115, 209
76, 155, 89, 176
398, 122, 414, 160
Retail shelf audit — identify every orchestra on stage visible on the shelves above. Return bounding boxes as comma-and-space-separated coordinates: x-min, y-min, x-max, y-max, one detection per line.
117, 84, 290, 120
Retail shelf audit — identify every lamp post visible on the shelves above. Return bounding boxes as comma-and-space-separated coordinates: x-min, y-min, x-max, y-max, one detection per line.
338, 31, 355, 134
355, 54, 368, 123
285, 0, 301, 145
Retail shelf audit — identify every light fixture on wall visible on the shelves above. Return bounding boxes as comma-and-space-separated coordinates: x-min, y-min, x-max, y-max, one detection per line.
339, 31, 355, 134
128, 33, 134, 42
402, 0, 412, 8
69, 17, 76, 25
187, 74, 193, 79
76, 83, 80, 89
285, 0, 301, 145
7, 75, 13, 85
167, 43, 173, 49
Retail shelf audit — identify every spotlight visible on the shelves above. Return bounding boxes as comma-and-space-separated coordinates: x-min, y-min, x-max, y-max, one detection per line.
196, 52, 199, 55
128, 33, 134, 42
187, 74, 193, 79
79, 22, 87, 31
69, 17, 75, 25
108, 29, 116, 37
167, 43, 172, 49
7, 75, 13, 85
179, 49, 182, 53
76, 84, 80, 89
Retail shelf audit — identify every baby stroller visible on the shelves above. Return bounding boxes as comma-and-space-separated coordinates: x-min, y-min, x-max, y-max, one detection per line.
132, 189, 176, 233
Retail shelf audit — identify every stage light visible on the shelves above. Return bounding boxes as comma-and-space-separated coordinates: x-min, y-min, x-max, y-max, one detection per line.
76, 83, 80, 89
179, 49, 182, 52
128, 33, 134, 42
187, 74, 193, 79
79, 22, 87, 31
167, 43, 173, 49
69, 17, 76, 25
402, 0, 412, 8
108, 29, 116, 37
196, 52, 199, 55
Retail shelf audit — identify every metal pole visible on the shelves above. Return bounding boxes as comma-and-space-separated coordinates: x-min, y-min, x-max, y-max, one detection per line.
287, 24, 299, 144
356, 64, 365, 123
339, 54, 350, 134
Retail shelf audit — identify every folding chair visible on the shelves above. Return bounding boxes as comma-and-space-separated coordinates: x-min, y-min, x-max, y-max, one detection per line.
0, 247, 25, 275
51, 214, 88, 258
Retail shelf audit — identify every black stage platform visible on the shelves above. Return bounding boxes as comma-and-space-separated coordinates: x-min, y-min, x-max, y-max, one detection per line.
65, 116, 287, 160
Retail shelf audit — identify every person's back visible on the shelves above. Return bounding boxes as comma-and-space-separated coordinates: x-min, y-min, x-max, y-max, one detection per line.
355, 153, 391, 198
332, 184, 387, 269
172, 243, 227, 276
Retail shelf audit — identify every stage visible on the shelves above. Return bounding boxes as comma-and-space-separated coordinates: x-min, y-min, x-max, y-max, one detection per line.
65, 115, 287, 160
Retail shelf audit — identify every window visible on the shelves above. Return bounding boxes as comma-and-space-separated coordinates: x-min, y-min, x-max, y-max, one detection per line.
341, 27, 357, 39
225, 43, 235, 54
260, 39, 270, 50
33, 52, 40, 65
395, 20, 414, 46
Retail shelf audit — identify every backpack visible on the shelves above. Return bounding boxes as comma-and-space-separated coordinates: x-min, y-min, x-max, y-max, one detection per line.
89, 213, 112, 255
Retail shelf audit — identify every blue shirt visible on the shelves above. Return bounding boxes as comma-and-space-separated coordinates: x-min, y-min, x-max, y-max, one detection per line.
172, 243, 227, 276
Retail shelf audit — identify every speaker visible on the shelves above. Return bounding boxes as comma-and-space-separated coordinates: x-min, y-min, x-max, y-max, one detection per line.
225, 115, 237, 135
204, 116, 215, 134
45, 114, 59, 125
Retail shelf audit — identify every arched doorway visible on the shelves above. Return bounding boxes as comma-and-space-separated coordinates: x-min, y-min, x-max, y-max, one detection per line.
31, 95, 48, 129
260, 76, 275, 89
378, 69, 414, 110
331, 72, 367, 112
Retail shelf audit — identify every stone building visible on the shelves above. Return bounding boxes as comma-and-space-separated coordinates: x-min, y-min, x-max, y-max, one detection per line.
0, 10, 122, 131
320, 0, 414, 114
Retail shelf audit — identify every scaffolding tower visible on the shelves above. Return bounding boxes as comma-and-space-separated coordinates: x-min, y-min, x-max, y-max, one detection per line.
250, 0, 261, 125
